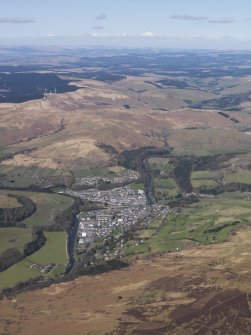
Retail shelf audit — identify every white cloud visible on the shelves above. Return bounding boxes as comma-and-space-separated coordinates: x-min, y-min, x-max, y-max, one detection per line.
91, 25, 104, 30
46, 33, 56, 37
171, 15, 208, 21
84, 32, 129, 38
0, 17, 35, 24
141, 31, 155, 37
208, 18, 235, 24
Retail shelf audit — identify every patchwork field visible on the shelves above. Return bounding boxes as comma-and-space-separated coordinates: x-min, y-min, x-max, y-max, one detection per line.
0, 231, 67, 292
190, 153, 251, 190
0, 190, 74, 291
124, 192, 251, 258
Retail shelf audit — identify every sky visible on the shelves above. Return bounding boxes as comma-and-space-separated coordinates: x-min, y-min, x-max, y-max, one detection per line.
0, 0, 251, 49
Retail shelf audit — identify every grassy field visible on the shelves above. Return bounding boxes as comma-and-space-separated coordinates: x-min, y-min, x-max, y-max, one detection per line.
0, 194, 21, 208
224, 169, 251, 184
130, 182, 144, 190
191, 167, 251, 189
125, 192, 251, 257
27, 232, 67, 265
191, 170, 219, 189
0, 191, 71, 291
0, 165, 67, 188
170, 128, 251, 156
153, 177, 179, 203
24, 193, 73, 227
157, 193, 251, 244
0, 259, 41, 291
0, 190, 74, 227
72, 166, 124, 178
0, 232, 67, 291
0, 227, 33, 253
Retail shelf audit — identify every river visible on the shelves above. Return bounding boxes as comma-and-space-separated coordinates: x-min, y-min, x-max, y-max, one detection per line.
136, 147, 171, 206
65, 216, 79, 274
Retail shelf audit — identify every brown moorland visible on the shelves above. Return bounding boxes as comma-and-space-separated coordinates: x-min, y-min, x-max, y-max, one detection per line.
0, 227, 250, 335
1, 77, 251, 173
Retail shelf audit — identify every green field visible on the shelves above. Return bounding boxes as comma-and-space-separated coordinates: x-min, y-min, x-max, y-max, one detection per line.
191, 170, 219, 189
153, 177, 179, 203
0, 190, 74, 227
125, 192, 251, 258
0, 190, 71, 291
223, 169, 251, 184
130, 182, 144, 190
0, 194, 21, 208
191, 167, 251, 189
0, 165, 73, 188
0, 259, 41, 291
72, 165, 125, 178
0, 231, 67, 291
157, 193, 251, 244
0, 227, 33, 253
27, 232, 67, 265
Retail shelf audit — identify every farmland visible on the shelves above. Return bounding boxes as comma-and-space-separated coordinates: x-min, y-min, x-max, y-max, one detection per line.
0, 227, 32, 253
0, 232, 67, 291
27, 232, 67, 265
0, 190, 74, 291
0, 189, 74, 228
124, 192, 251, 258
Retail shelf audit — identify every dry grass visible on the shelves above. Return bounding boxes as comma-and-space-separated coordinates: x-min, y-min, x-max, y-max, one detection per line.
1, 77, 251, 171
0, 227, 250, 335
0, 194, 21, 208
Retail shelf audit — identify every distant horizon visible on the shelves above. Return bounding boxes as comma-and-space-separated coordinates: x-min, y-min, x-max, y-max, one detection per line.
1, 38, 251, 52
1, 0, 251, 50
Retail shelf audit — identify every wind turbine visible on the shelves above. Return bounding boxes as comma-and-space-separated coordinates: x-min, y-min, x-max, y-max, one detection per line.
43, 88, 48, 99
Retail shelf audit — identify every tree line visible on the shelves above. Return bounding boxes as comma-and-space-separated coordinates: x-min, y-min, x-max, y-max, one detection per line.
0, 194, 36, 227
0, 229, 46, 272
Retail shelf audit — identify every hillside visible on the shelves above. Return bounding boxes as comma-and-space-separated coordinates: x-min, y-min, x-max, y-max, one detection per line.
0, 227, 250, 335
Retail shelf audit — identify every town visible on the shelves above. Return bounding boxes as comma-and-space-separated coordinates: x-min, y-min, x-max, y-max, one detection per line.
65, 181, 169, 252
74, 169, 139, 188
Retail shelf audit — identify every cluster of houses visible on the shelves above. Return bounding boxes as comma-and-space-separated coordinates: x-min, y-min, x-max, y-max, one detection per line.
76, 184, 147, 208
64, 174, 171, 254
75, 185, 153, 250
75, 170, 139, 188
30, 263, 55, 273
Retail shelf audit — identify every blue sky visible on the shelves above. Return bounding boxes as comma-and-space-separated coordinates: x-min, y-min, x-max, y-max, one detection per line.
1, 0, 251, 49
